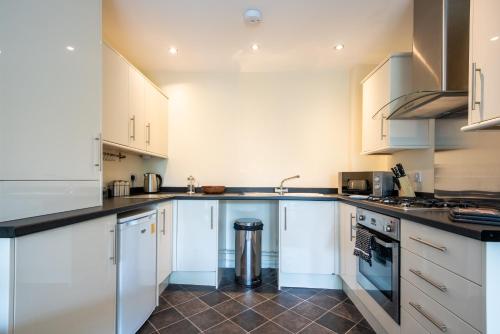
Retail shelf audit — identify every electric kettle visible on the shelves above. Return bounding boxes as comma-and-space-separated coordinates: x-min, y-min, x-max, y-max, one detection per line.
144, 173, 162, 193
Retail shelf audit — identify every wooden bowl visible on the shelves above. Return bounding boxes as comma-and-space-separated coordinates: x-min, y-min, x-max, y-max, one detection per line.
202, 186, 226, 194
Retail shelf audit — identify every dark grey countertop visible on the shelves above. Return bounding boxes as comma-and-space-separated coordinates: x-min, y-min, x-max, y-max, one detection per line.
2, 192, 500, 241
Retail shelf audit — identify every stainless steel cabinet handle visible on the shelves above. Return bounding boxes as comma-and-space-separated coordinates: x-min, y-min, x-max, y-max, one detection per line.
94, 134, 102, 171
409, 268, 447, 292
380, 115, 387, 139
409, 236, 447, 252
210, 206, 214, 230
284, 207, 287, 231
350, 213, 356, 241
471, 63, 481, 110
146, 123, 151, 144
162, 208, 166, 235
130, 115, 136, 140
409, 301, 447, 332
110, 228, 117, 265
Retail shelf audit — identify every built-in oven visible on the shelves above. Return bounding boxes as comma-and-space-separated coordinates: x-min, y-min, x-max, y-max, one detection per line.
356, 208, 400, 324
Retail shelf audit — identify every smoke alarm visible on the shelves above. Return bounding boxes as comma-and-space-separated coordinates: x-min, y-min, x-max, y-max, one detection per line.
244, 9, 262, 24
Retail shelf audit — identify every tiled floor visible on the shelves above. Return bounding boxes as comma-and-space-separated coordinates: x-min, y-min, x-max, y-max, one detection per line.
138, 269, 375, 334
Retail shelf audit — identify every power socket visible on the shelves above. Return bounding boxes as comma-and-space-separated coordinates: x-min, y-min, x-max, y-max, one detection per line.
414, 171, 423, 184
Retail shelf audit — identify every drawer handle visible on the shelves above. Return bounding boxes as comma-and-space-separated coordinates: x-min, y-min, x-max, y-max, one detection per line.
409, 236, 447, 252
409, 301, 447, 332
350, 213, 356, 241
409, 269, 447, 292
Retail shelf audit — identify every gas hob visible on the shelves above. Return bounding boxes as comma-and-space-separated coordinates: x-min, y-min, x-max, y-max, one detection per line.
365, 196, 480, 211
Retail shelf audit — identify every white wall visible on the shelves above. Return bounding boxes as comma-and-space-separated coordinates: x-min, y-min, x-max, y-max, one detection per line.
149, 71, 351, 188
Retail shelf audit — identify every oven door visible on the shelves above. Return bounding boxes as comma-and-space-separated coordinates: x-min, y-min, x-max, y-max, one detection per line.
356, 227, 400, 324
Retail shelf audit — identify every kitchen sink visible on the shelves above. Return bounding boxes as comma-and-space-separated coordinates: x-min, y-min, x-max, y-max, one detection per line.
243, 192, 324, 197
124, 194, 174, 199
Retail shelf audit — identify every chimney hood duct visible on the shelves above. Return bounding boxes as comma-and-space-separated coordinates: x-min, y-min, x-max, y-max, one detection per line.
386, 0, 470, 120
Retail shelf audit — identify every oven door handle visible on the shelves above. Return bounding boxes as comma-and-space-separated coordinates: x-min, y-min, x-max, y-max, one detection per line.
373, 236, 396, 248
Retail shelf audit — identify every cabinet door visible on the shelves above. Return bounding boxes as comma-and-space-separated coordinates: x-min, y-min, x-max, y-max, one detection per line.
145, 84, 168, 156
0, 0, 101, 181
176, 200, 218, 272
279, 201, 335, 275
103, 45, 129, 146
339, 203, 357, 278
128, 67, 146, 150
158, 201, 173, 283
469, 0, 500, 124
14, 216, 117, 334
361, 89, 383, 153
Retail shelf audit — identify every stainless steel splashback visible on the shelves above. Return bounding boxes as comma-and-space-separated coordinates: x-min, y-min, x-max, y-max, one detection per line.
434, 118, 500, 198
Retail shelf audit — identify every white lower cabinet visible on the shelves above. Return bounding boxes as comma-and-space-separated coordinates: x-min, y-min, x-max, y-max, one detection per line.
13, 215, 117, 334
157, 201, 173, 284
174, 200, 218, 272
339, 203, 357, 279
279, 201, 335, 275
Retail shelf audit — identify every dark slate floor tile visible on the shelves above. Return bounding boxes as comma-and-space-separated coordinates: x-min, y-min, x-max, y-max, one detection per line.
136, 320, 156, 334
181, 285, 216, 297
291, 301, 327, 321
253, 283, 281, 299
347, 324, 376, 334
358, 318, 373, 330
231, 309, 268, 332
175, 298, 209, 317
251, 321, 289, 334
235, 290, 267, 307
220, 283, 253, 298
204, 320, 246, 334
148, 308, 185, 330
199, 291, 230, 307
298, 322, 333, 334
273, 310, 311, 333
344, 298, 355, 306
153, 296, 171, 314
158, 319, 200, 334
252, 300, 287, 319
331, 302, 363, 323
164, 284, 185, 292
213, 299, 249, 318
308, 293, 341, 310
162, 289, 196, 306
316, 312, 356, 334
271, 292, 302, 308
322, 289, 347, 301
286, 288, 320, 300
189, 308, 226, 331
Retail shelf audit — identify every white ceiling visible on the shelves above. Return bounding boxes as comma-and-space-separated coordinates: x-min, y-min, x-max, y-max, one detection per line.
103, 0, 413, 73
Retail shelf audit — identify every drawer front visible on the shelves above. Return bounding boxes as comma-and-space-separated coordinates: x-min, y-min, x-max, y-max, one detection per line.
402, 249, 484, 332
401, 220, 483, 284
401, 309, 430, 334
402, 279, 481, 334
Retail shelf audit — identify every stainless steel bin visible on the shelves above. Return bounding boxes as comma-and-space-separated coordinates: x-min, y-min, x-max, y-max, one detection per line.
234, 218, 263, 287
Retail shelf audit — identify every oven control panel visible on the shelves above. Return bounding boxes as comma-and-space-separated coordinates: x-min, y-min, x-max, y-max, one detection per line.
356, 208, 400, 240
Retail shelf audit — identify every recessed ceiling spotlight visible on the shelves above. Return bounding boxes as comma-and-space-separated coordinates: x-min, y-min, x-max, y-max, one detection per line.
66, 46, 75, 51
244, 9, 263, 24
251, 43, 259, 51
490, 36, 499, 42
168, 47, 178, 55
334, 44, 344, 51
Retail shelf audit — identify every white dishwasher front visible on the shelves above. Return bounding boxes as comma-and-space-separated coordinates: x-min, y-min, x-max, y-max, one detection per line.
117, 209, 157, 334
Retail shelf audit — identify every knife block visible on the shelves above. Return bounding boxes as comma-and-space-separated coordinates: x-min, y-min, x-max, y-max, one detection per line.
397, 175, 415, 197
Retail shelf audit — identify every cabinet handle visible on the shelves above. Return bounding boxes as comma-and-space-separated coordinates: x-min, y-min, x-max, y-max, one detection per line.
409, 236, 447, 252
110, 228, 117, 265
409, 301, 447, 332
130, 115, 136, 140
210, 206, 214, 230
162, 208, 166, 235
350, 213, 356, 241
146, 123, 151, 144
471, 62, 481, 110
380, 115, 387, 140
284, 207, 287, 231
94, 134, 102, 171
409, 269, 447, 292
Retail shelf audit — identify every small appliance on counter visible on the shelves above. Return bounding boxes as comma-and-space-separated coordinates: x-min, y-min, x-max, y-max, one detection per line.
109, 180, 131, 197
390, 163, 415, 197
202, 186, 226, 194
338, 171, 394, 197
144, 173, 162, 193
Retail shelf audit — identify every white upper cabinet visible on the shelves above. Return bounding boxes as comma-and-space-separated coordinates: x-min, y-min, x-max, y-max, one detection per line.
279, 201, 336, 275
339, 203, 357, 280
463, 0, 500, 130
103, 45, 129, 146
0, 0, 102, 180
174, 200, 218, 272
157, 201, 173, 284
362, 53, 430, 154
13, 215, 117, 334
102, 44, 168, 157
145, 83, 169, 156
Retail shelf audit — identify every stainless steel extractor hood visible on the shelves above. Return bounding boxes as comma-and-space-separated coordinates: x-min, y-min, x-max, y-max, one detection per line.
386, 0, 470, 120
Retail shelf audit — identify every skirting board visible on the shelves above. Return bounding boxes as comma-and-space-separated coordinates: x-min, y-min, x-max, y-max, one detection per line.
279, 272, 342, 290
169, 271, 216, 287
218, 249, 278, 269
